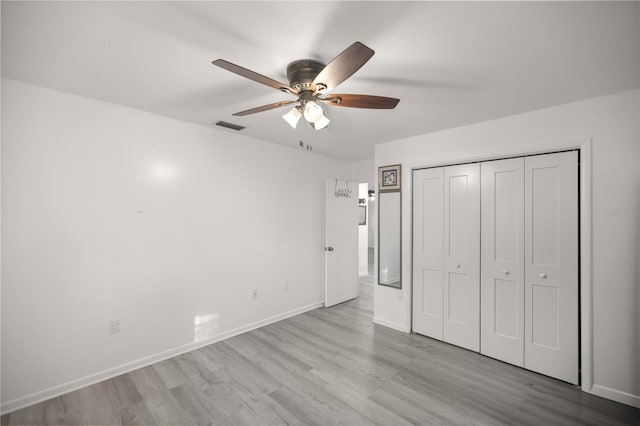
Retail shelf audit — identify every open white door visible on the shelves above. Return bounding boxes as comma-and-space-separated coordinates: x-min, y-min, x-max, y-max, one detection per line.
325, 179, 359, 307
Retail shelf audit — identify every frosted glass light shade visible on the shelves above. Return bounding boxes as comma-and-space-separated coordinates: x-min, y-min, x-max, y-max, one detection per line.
312, 115, 330, 130
303, 101, 324, 123
282, 107, 302, 128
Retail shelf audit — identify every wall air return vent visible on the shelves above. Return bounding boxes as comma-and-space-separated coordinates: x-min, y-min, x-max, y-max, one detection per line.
215, 121, 245, 131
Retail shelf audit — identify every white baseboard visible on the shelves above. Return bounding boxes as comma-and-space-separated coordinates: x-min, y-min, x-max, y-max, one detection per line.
372, 316, 409, 333
589, 384, 640, 409
1, 301, 323, 415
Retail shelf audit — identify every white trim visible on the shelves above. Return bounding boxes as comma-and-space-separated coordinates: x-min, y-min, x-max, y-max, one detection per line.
590, 385, 640, 409
404, 137, 591, 172
379, 276, 400, 286
407, 137, 594, 397
359, 271, 369, 277
579, 141, 593, 393
1, 301, 323, 415
373, 316, 410, 332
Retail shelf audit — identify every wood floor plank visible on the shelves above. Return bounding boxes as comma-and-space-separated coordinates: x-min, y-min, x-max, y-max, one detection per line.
152, 358, 189, 390
119, 400, 157, 426
4, 262, 640, 425
76, 382, 122, 425
308, 367, 414, 426
169, 383, 215, 426
141, 388, 196, 425
104, 374, 143, 411
369, 388, 455, 425
207, 341, 283, 396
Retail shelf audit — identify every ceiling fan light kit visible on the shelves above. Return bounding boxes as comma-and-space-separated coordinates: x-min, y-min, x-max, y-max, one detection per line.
311, 114, 330, 130
282, 106, 303, 128
212, 41, 399, 131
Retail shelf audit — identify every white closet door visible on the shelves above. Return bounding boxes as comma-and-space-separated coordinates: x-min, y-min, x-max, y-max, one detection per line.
480, 158, 525, 366
524, 151, 579, 384
443, 164, 480, 351
412, 168, 444, 339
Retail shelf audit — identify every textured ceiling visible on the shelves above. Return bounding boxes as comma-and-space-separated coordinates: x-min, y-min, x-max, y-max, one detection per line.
2, 1, 639, 160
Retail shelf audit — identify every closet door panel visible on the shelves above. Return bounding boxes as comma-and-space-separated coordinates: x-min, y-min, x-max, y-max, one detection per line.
480, 158, 525, 366
412, 168, 444, 339
443, 163, 480, 351
524, 151, 579, 384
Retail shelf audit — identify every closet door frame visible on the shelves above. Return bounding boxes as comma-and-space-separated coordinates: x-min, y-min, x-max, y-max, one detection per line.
408, 138, 593, 393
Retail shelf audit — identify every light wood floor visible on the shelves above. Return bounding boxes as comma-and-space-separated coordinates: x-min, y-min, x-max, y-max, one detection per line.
3, 251, 640, 425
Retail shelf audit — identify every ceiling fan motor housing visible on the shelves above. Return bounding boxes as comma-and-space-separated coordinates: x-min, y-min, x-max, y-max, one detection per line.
286, 59, 326, 93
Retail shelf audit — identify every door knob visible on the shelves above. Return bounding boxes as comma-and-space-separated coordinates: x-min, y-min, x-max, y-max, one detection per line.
502, 269, 510, 275
456, 264, 461, 269
539, 273, 547, 279
325, 246, 334, 252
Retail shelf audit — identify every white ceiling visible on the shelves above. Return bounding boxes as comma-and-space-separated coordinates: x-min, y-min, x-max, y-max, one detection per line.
2, 1, 639, 161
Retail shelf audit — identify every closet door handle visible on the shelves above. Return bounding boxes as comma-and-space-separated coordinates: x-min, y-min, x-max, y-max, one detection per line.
456, 264, 461, 269
502, 269, 510, 275
539, 273, 547, 279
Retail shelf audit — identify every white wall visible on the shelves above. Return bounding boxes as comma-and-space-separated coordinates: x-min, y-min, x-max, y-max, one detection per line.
351, 159, 374, 185
374, 89, 640, 407
0, 78, 351, 412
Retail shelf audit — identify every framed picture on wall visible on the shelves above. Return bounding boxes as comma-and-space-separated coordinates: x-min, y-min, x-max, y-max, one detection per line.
378, 164, 401, 192
359, 206, 367, 225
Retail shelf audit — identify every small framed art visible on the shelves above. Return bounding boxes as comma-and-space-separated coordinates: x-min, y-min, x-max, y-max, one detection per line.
378, 164, 401, 192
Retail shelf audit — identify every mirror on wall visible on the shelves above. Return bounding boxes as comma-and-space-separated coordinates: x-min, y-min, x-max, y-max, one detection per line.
377, 187, 402, 288
378, 191, 401, 288
378, 165, 401, 289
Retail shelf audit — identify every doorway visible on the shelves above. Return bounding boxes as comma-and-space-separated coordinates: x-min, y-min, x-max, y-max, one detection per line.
358, 182, 375, 313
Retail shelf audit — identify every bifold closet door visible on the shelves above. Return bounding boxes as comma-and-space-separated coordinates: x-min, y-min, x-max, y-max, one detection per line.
480, 158, 525, 366
443, 164, 480, 351
524, 151, 579, 384
412, 167, 444, 340
413, 164, 480, 351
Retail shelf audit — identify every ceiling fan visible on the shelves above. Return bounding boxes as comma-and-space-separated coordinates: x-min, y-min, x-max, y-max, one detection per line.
212, 42, 399, 130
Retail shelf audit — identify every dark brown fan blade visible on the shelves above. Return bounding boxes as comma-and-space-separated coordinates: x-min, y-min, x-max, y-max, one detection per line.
322, 94, 400, 109
312, 42, 374, 92
213, 59, 296, 95
232, 100, 297, 116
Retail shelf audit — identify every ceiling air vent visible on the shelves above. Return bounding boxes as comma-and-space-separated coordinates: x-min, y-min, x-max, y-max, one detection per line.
215, 121, 245, 131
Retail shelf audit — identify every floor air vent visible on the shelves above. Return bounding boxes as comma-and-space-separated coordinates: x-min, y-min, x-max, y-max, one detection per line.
215, 121, 245, 131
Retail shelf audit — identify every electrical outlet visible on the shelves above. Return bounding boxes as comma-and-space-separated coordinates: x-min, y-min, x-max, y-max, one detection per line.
109, 320, 120, 334
252, 289, 258, 299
